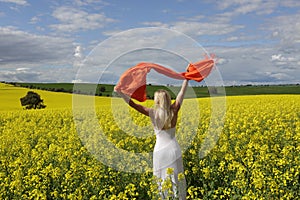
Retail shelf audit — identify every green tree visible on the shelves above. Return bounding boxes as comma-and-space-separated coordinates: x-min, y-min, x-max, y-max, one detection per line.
20, 91, 46, 109
100, 86, 106, 92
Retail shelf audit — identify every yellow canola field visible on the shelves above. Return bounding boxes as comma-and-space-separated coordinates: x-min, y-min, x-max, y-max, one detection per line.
0, 83, 299, 199
0, 83, 111, 111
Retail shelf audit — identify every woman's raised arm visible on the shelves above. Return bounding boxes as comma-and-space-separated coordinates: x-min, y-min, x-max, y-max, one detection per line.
172, 79, 189, 112
116, 91, 150, 116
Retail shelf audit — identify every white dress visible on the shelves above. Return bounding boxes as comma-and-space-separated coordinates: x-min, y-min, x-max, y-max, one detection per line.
150, 110, 186, 199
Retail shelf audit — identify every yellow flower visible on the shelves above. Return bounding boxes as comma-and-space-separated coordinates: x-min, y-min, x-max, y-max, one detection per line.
202, 167, 210, 179
166, 167, 174, 175
178, 173, 185, 181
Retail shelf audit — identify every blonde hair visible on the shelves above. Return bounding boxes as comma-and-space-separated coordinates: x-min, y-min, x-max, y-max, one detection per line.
153, 89, 173, 130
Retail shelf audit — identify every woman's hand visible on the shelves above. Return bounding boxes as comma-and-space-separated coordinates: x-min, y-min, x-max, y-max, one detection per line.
186, 64, 190, 72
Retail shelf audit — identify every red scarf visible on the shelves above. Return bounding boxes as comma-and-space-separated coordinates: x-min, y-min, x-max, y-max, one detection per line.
115, 55, 216, 102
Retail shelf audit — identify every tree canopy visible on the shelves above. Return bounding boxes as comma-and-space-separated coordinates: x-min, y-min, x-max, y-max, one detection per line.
20, 91, 46, 109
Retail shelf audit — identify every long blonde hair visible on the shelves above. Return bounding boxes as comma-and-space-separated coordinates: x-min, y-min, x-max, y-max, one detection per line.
153, 89, 173, 130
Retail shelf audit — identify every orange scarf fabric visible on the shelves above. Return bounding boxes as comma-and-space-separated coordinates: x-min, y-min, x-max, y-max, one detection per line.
115, 55, 216, 102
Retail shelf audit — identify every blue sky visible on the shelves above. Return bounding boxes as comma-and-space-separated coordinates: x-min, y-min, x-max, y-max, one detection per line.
0, 0, 299, 85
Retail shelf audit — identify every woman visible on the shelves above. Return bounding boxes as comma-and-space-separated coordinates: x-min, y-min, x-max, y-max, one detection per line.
116, 79, 188, 199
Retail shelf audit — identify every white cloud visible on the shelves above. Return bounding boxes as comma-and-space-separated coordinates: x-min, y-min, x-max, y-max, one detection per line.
102, 29, 125, 36
271, 54, 295, 62
215, 0, 300, 16
265, 13, 300, 45
236, 1, 277, 15
216, 58, 229, 65
0, 0, 28, 6
0, 26, 75, 66
0, 69, 42, 82
0, 26, 79, 82
142, 21, 169, 28
29, 16, 40, 24
280, 0, 300, 7
142, 19, 244, 38
72, 79, 84, 83
170, 21, 244, 36
73, 0, 109, 6
50, 6, 116, 32
16, 67, 29, 71
206, 45, 300, 85
74, 45, 83, 58
268, 72, 291, 80
0, 65, 78, 83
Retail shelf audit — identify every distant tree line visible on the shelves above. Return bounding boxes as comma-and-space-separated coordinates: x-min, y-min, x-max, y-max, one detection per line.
5, 82, 112, 97
3, 81, 300, 99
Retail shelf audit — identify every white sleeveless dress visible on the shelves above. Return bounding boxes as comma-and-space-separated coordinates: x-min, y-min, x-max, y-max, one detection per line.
150, 110, 186, 199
